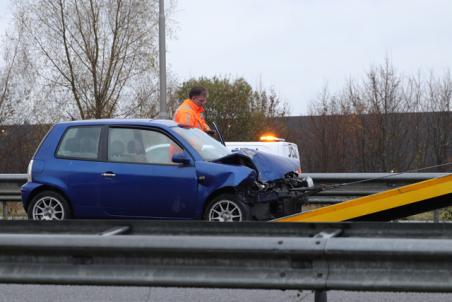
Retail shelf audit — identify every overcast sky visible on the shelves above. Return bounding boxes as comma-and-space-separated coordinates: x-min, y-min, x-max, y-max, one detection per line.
1, 0, 451, 115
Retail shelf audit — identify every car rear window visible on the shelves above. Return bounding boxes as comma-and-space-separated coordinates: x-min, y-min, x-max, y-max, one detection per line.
56, 126, 101, 160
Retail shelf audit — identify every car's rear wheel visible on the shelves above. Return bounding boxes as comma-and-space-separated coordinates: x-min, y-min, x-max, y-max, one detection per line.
28, 190, 72, 220
204, 194, 250, 222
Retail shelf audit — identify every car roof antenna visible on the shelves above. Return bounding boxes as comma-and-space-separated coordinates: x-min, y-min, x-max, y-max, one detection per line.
211, 122, 226, 146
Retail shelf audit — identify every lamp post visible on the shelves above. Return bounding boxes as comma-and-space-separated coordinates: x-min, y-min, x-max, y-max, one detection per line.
158, 0, 168, 119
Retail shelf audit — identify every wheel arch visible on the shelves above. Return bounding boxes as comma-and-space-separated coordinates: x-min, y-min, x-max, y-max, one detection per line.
27, 185, 73, 215
202, 187, 236, 217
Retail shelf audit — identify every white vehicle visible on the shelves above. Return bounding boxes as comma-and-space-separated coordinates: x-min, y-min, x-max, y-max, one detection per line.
225, 135, 302, 171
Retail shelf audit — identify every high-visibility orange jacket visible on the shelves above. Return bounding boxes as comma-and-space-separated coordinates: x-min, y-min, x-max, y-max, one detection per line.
173, 99, 211, 132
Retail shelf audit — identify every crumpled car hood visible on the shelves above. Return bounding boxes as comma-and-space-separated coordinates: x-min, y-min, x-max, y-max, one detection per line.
213, 148, 299, 182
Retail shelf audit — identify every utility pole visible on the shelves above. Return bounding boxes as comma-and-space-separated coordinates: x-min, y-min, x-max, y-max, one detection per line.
158, 0, 168, 119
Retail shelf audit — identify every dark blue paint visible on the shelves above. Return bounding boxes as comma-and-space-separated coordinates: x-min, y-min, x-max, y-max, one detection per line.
231, 149, 299, 182
21, 119, 298, 219
195, 161, 257, 211
96, 161, 198, 219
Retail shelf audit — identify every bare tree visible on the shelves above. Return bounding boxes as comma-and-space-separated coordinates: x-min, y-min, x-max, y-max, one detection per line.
403, 73, 427, 168
424, 71, 452, 170
250, 87, 289, 138
361, 60, 407, 171
0, 19, 35, 124
13, 0, 172, 120
306, 60, 435, 172
306, 86, 352, 172
0, 36, 20, 123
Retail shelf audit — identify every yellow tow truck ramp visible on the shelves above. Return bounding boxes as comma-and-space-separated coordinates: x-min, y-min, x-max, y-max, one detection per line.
276, 174, 452, 222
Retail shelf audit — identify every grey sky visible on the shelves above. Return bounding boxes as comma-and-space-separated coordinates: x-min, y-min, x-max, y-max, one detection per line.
1, 0, 451, 115
0, 0, 11, 40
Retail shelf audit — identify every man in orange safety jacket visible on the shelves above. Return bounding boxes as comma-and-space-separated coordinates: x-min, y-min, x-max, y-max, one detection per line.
173, 86, 213, 133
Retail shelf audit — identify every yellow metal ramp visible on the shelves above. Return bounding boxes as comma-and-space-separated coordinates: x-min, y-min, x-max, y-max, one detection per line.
276, 174, 452, 222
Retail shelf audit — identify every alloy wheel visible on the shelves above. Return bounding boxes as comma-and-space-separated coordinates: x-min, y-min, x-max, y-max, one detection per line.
208, 200, 243, 222
32, 196, 65, 220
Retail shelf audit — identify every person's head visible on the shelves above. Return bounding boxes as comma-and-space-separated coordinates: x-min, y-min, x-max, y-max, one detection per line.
189, 87, 208, 107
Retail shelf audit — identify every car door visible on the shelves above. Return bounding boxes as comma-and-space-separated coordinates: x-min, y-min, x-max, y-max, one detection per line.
97, 126, 198, 219
53, 125, 104, 217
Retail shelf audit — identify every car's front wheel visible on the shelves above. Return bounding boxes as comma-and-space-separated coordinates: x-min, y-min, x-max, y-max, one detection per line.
28, 190, 72, 220
203, 194, 250, 222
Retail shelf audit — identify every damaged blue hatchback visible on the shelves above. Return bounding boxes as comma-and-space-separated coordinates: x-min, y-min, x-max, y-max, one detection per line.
21, 119, 313, 221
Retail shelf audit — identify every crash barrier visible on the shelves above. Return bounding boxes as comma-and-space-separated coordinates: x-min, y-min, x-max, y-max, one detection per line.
0, 174, 25, 220
277, 174, 452, 223
2, 220, 452, 302
301, 172, 450, 204
0, 173, 449, 220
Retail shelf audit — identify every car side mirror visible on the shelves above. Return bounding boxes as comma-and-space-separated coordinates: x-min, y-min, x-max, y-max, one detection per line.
172, 151, 192, 165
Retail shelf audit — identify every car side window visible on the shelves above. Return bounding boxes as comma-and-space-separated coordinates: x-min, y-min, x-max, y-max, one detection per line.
56, 126, 101, 160
108, 128, 183, 165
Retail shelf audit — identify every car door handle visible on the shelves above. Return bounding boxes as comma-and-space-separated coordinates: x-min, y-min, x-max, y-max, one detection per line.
101, 172, 116, 177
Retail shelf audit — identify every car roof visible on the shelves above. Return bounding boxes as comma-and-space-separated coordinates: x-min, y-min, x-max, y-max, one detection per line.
57, 119, 178, 128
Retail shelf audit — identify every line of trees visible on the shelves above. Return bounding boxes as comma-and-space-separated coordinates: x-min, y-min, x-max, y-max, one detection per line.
285, 59, 451, 172
0, 2, 451, 174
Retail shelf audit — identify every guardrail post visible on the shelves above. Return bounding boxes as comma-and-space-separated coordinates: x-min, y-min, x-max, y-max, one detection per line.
2, 202, 6, 220
433, 210, 440, 223
314, 290, 327, 302
312, 229, 341, 302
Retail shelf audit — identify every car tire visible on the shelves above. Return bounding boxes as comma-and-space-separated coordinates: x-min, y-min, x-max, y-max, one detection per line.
28, 190, 72, 220
203, 193, 250, 222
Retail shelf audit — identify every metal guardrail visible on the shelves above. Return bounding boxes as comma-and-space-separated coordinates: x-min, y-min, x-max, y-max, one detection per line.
1, 220, 452, 301
0, 174, 24, 201
0, 174, 25, 219
301, 172, 450, 204
0, 173, 449, 219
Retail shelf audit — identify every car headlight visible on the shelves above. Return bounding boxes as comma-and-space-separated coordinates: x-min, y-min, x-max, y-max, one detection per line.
303, 176, 314, 188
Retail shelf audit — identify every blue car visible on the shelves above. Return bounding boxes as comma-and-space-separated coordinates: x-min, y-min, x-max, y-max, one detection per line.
22, 119, 312, 221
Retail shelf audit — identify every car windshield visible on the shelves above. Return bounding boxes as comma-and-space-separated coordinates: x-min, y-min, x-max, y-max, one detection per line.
173, 127, 231, 161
